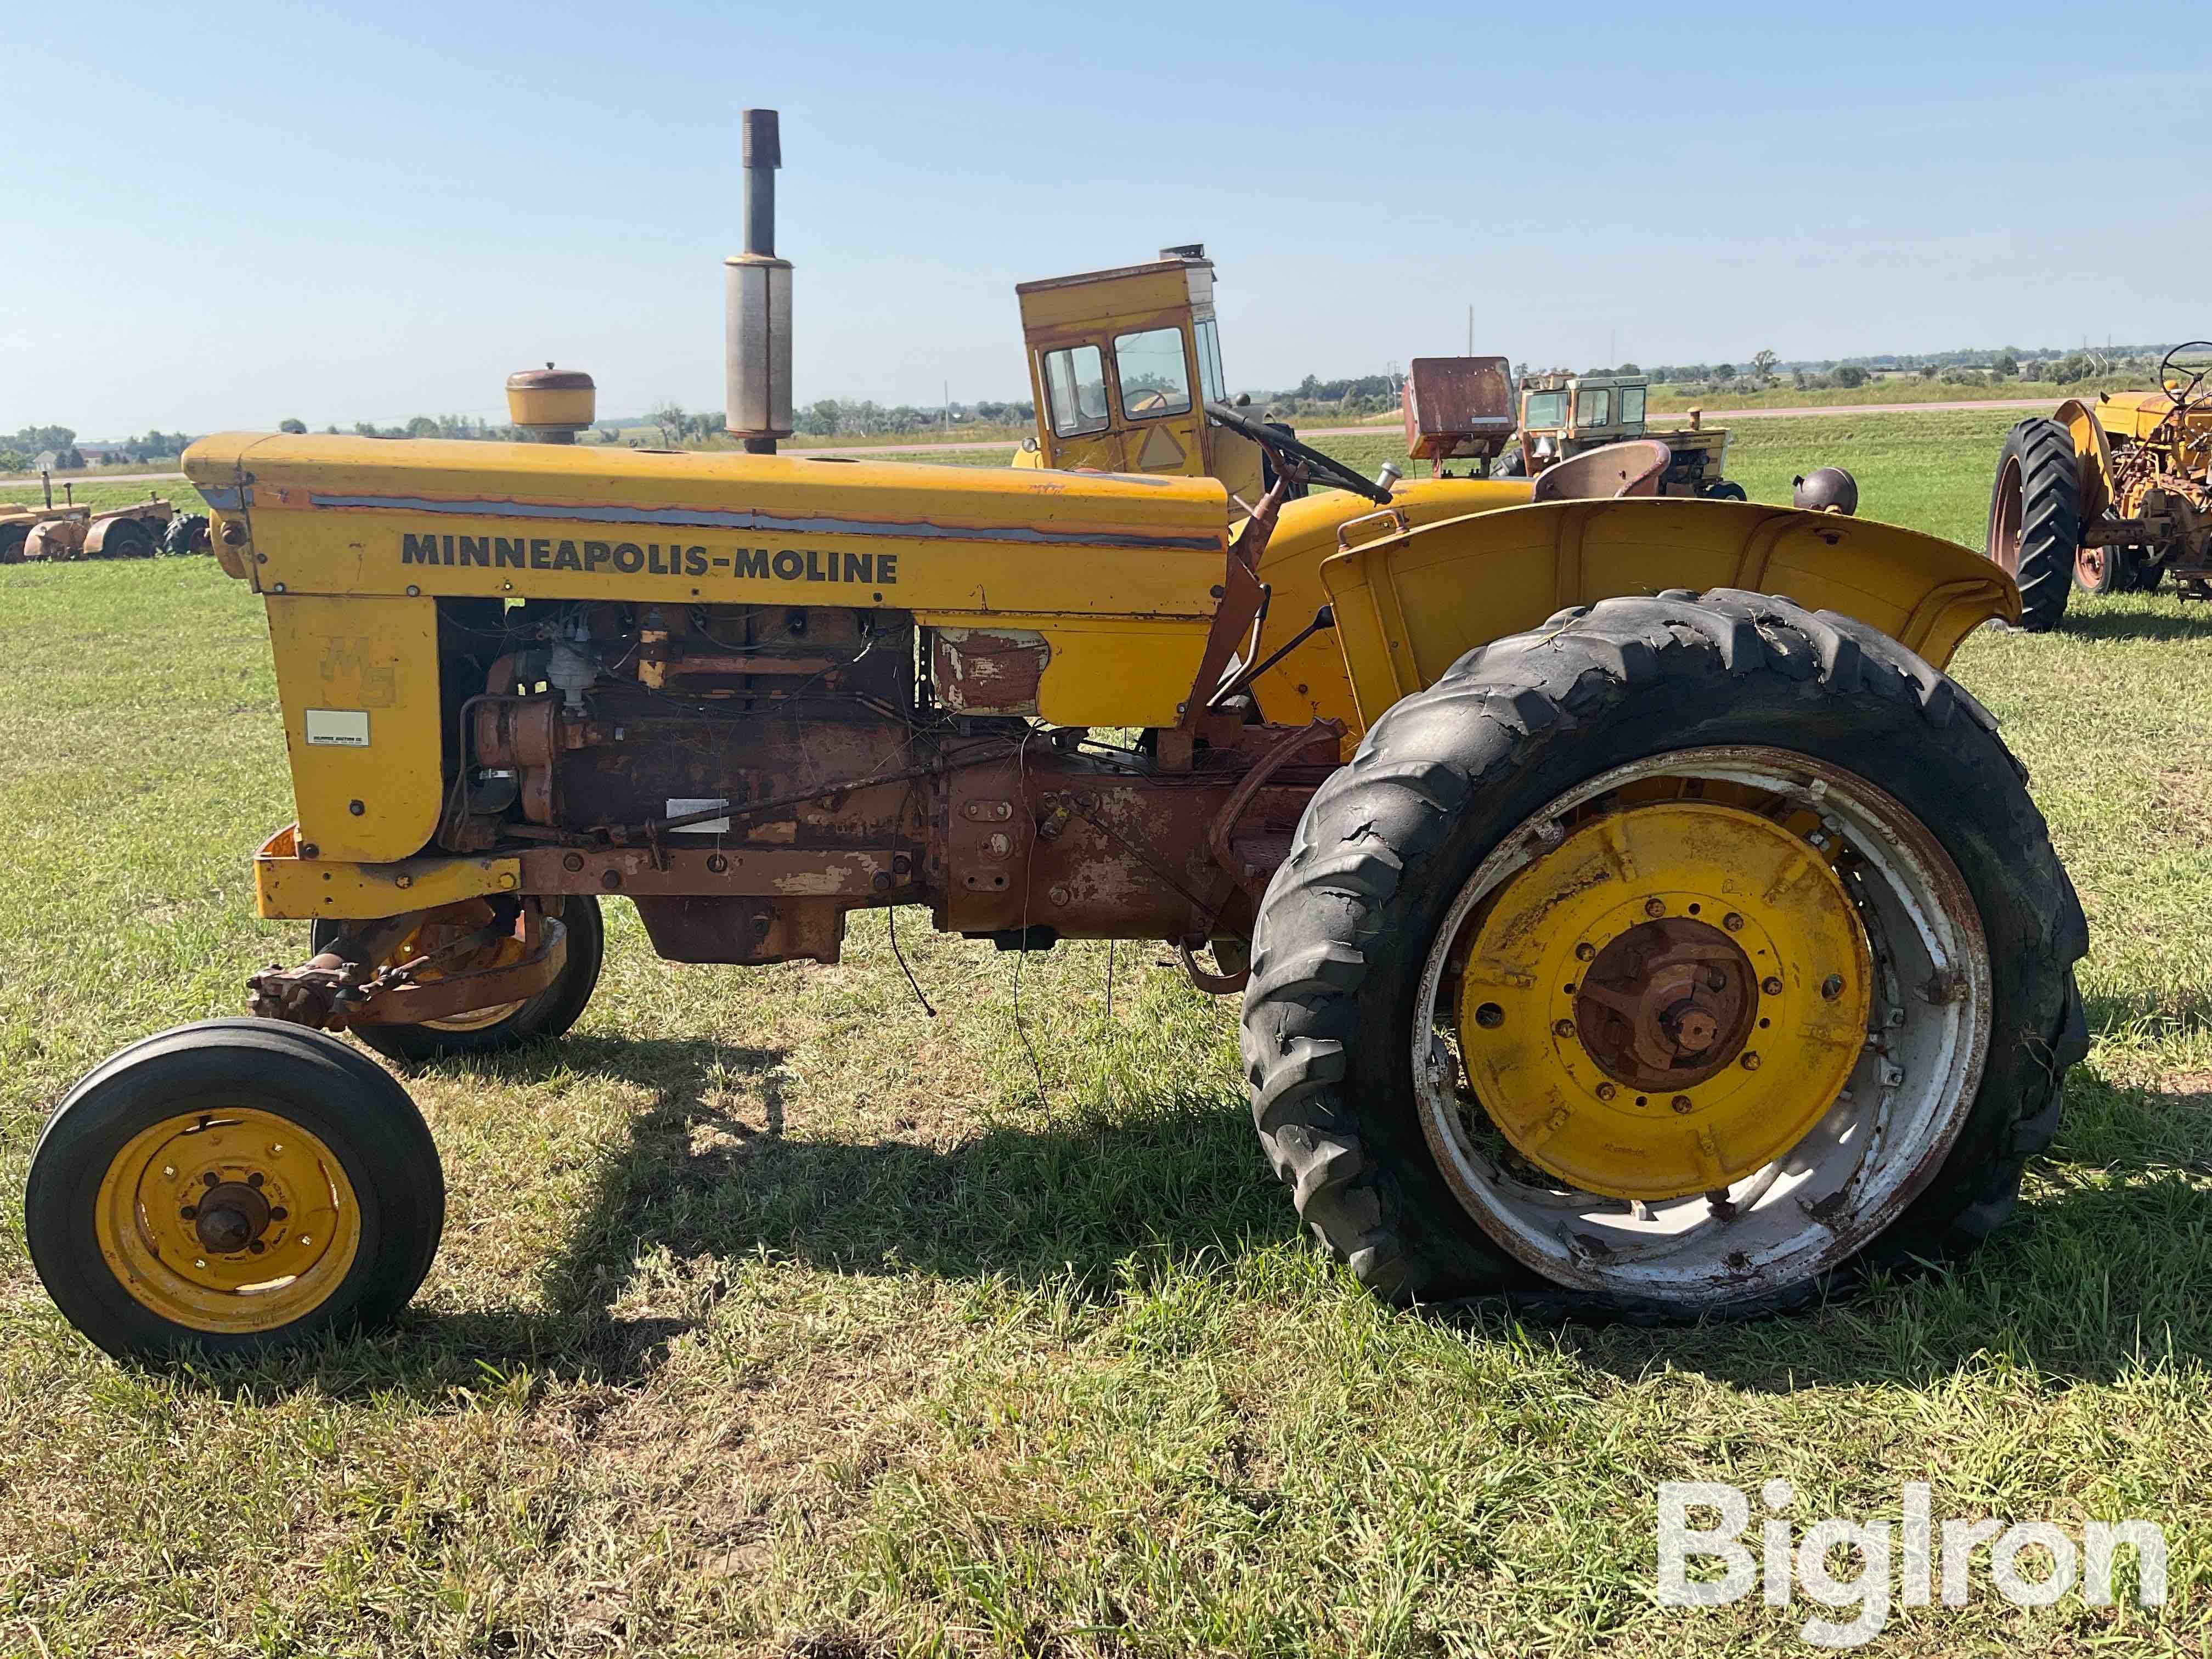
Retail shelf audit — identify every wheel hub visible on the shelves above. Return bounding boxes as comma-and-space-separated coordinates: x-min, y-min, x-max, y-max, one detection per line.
191, 1180, 271, 1254
1574, 917, 1755, 1088
1455, 800, 1874, 1201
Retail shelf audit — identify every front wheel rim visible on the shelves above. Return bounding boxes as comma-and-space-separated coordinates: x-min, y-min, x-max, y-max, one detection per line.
1410, 746, 1991, 1307
94, 1107, 362, 1333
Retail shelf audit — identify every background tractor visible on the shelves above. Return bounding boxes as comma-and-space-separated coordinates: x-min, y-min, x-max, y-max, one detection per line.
24, 112, 2086, 1359
1493, 371, 1741, 499
0, 478, 176, 565
1985, 342, 2212, 629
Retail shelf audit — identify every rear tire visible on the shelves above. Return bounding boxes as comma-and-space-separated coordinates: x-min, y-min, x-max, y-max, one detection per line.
25, 1020, 443, 1359
311, 895, 604, 1064
0, 525, 25, 565
1491, 447, 1526, 479
97, 518, 155, 560
1987, 419, 2078, 630
1241, 590, 2087, 1318
163, 513, 210, 557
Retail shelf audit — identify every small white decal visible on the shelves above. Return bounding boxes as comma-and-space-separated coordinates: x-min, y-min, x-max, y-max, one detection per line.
304, 709, 371, 748
666, 797, 731, 834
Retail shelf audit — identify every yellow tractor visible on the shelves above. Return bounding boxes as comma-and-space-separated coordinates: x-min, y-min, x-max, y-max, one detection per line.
1985, 342, 2212, 628
0, 484, 176, 564
26, 114, 2087, 1357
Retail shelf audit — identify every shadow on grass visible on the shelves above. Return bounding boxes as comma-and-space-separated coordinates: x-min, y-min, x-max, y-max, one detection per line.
2058, 605, 2212, 644
274, 1032, 1293, 1393
166, 1039, 2210, 1398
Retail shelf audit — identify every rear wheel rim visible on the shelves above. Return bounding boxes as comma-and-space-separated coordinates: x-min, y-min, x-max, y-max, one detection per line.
1990, 456, 2024, 573
1410, 746, 1991, 1306
2075, 543, 2108, 589
94, 1107, 361, 1333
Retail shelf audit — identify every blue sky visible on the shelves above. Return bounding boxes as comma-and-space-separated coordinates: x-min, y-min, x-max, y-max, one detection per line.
7, 2, 2210, 438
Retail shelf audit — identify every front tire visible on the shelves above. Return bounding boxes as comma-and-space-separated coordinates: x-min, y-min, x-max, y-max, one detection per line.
1241, 590, 2087, 1317
25, 1020, 444, 1359
312, 895, 604, 1064
1702, 480, 1748, 501
1987, 419, 2078, 630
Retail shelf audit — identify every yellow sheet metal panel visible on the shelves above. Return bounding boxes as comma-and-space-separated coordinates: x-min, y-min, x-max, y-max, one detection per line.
1250, 476, 1527, 742
2055, 398, 2115, 522
183, 432, 1229, 619
2094, 390, 2178, 439
1317, 499, 2016, 727
253, 823, 522, 919
914, 612, 1210, 728
264, 594, 446, 863
1016, 262, 1195, 337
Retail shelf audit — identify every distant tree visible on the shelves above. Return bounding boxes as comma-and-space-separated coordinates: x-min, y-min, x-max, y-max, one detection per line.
278, 417, 307, 434
646, 400, 689, 447
1751, 349, 1779, 384
1713, 364, 1735, 382
1991, 352, 2019, 378
0, 448, 30, 473
404, 416, 439, 439
325, 425, 340, 435
1833, 364, 1869, 389
2051, 352, 2094, 386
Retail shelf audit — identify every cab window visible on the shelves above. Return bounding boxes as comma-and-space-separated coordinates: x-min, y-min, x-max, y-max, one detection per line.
1194, 318, 1226, 404
1618, 385, 1647, 425
1523, 390, 1567, 427
1576, 387, 1612, 427
1114, 328, 1193, 420
1043, 345, 1109, 437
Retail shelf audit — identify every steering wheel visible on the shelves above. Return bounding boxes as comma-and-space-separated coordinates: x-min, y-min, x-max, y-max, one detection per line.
1205, 400, 1392, 505
2157, 341, 2212, 411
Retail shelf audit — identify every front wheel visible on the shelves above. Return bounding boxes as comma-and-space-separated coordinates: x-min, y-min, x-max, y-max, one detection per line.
1702, 480, 1748, 501
1242, 590, 2087, 1318
25, 1020, 444, 1358
312, 894, 604, 1063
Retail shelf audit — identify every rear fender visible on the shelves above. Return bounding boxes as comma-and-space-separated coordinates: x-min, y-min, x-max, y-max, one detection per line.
1318, 498, 2017, 729
2055, 398, 2115, 521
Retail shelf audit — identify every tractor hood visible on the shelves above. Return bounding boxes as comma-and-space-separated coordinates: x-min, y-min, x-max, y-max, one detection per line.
183, 432, 1234, 618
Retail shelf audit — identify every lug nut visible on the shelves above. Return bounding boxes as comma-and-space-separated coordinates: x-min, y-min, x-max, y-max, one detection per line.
1644, 898, 1666, 918
1575, 941, 1596, 962
268, 1207, 288, 1221
1761, 976, 1784, 996
1671, 1095, 1694, 1114
179, 1205, 197, 1220
1553, 1018, 1576, 1039
1821, 974, 1844, 1000
201, 1172, 218, 1187
1740, 1051, 1761, 1071
247, 1172, 264, 1187
1724, 912, 1745, 932
1595, 1082, 1617, 1100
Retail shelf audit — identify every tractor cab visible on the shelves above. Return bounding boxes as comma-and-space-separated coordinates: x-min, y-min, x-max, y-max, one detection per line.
1509, 370, 1734, 499
1014, 245, 1267, 503
1518, 371, 1652, 462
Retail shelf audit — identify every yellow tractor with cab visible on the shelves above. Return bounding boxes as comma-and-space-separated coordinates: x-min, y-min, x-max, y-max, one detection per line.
1493, 370, 1740, 500
25, 113, 2087, 1357
1985, 341, 2212, 628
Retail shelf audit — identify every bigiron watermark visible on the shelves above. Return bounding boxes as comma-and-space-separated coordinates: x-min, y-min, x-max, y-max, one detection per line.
1657, 1479, 2166, 1648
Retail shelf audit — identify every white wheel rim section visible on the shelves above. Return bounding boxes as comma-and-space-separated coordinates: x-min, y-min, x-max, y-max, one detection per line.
1410, 746, 1993, 1307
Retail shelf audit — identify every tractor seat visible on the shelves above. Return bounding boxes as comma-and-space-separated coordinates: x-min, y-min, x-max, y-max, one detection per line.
1530, 438, 1674, 503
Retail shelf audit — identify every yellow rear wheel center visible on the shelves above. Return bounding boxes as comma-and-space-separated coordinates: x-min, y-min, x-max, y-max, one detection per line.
1456, 800, 1874, 1200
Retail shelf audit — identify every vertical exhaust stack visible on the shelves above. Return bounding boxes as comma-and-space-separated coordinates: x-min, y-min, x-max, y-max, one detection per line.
725, 108, 793, 456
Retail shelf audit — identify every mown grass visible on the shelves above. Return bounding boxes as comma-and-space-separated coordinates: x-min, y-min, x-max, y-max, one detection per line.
2, 412, 2210, 1655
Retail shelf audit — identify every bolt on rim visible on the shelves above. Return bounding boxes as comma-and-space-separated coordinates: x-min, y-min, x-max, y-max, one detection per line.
1411, 746, 1991, 1306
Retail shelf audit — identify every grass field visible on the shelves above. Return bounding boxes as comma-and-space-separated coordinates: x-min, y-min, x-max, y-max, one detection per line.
3, 411, 2209, 1655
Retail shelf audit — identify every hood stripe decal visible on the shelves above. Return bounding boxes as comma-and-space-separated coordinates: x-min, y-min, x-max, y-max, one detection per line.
293, 490, 1223, 552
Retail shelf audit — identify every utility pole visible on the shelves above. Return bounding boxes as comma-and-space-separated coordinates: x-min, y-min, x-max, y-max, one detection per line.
1466, 305, 1473, 356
